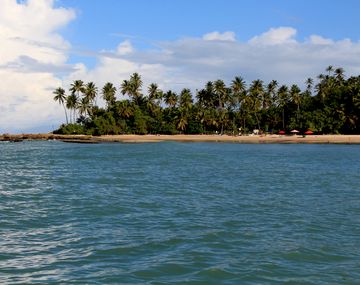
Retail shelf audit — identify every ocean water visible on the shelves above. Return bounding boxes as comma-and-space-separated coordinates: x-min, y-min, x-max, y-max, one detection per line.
0, 141, 360, 284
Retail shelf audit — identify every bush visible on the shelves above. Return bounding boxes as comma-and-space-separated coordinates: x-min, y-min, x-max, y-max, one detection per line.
53, 124, 85, 135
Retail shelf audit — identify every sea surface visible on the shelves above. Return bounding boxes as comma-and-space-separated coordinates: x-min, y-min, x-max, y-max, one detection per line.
0, 141, 360, 284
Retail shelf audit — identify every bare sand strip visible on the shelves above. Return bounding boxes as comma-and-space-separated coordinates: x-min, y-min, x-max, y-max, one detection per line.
1, 134, 360, 144
96, 134, 360, 144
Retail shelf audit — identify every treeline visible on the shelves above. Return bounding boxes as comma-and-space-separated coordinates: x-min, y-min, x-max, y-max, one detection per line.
53, 66, 360, 135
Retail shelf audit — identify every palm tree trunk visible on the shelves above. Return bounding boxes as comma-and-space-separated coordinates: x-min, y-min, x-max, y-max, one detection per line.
62, 104, 69, 124
255, 112, 260, 130
282, 108, 285, 129
297, 104, 300, 126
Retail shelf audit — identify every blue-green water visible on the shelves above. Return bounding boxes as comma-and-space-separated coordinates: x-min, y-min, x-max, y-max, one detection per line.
1, 141, 360, 284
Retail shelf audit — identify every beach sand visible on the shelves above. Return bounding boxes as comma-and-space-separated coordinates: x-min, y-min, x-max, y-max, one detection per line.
2, 133, 360, 144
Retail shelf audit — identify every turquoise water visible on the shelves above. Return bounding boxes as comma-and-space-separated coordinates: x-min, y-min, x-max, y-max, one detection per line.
1, 141, 360, 284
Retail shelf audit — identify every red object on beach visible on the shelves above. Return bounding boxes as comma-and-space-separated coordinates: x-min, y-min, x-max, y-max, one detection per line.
304, 130, 314, 135
278, 130, 285, 135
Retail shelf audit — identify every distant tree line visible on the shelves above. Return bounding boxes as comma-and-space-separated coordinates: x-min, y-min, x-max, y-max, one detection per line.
53, 66, 360, 135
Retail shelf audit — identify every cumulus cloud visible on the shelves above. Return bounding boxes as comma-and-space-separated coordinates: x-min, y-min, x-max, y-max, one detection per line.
249, 27, 297, 45
203, 31, 236, 42
104, 28, 360, 93
0, 0, 75, 133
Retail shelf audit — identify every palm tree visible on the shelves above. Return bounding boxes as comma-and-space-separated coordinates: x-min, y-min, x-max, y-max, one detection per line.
214, 80, 228, 134
266, 80, 278, 107
231, 76, 246, 110
66, 93, 78, 123
277, 85, 289, 129
326, 65, 334, 76
196, 81, 216, 108
84, 82, 98, 105
53, 87, 69, 124
70, 80, 85, 98
290, 84, 302, 125
117, 100, 133, 119
335, 67, 345, 82
176, 113, 188, 132
78, 97, 92, 118
305, 78, 313, 95
102, 82, 117, 109
121, 73, 143, 105
249, 79, 264, 130
148, 83, 159, 102
179, 88, 193, 110
164, 90, 178, 109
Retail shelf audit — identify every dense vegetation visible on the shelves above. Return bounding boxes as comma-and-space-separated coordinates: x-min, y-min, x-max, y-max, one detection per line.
53, 66, 360, 135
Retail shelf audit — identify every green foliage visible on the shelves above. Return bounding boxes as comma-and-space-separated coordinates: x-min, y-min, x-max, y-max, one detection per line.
53, 123, 85, 135
53, 68, 360, 135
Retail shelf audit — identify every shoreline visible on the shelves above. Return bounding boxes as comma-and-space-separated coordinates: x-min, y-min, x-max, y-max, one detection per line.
1, 133, 360, 144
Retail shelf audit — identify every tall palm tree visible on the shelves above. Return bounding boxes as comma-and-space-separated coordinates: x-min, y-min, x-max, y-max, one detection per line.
102, 82, 117, 109
326, 65, 334, 76
78, 97, 92, 118
70, 80, 85, 98
147, 83, 163, 110
231, 76, 246, 110
84, 82, 98, 105
290, 84, 302, 125
266, 80, 278, 107
179, 88, 193, 110
121, 73, 143, 105
214, 80, 228, 134
53, 87, 69, 124
305, 78, 313, 95
117, 100, 133, 119
334, 67, 345, 82
164, 90, 178, 109
249, 79, 264, 130
277, 85, 289, 129
66, 93, 78, 123
214, 79, 227, 109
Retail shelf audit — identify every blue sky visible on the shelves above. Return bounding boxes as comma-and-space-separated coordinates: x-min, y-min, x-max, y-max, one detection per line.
56, 0, 360, 68
58, 0, 360, 43
1, 0, 360, 133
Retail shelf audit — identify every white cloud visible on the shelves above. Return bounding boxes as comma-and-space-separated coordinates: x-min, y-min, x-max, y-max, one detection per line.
116, 40, 134, 55
203, 31, 236, 42
249, 27, 297, 45
0, 0, 75, 133
308, 35, 334, 45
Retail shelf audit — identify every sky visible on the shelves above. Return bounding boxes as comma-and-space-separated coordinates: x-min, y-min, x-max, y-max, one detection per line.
1, 0, 360, 133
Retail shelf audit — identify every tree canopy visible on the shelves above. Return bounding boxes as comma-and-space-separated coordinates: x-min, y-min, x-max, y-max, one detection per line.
53, 67, 360, 135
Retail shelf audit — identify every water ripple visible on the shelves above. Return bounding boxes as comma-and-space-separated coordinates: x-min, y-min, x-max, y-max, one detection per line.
0, 142, 360, 284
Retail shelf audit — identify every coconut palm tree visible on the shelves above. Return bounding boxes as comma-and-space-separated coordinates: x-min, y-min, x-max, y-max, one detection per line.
70, 80, 85, 98
66, 93, 78, 123
249, 79, 264, 130
277, 85, 289, 129
231, 76, 246, 110
305, 78, 313, 95
213, 80, 229, 134
84, 82, 98, 105
117, 100, 133, 119
335, 67, 345, 82
78, 97, 92, 118
164, 90, 178, 109
53, 87, 69, 124
179, 88, 193, 110
102, 82, 117, 109
290, 84, 302, 125
121, 73, 143, 105
326, 65, 334, 76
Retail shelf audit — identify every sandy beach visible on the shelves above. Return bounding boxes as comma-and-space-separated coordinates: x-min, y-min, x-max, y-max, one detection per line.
1, 133, 360, 144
